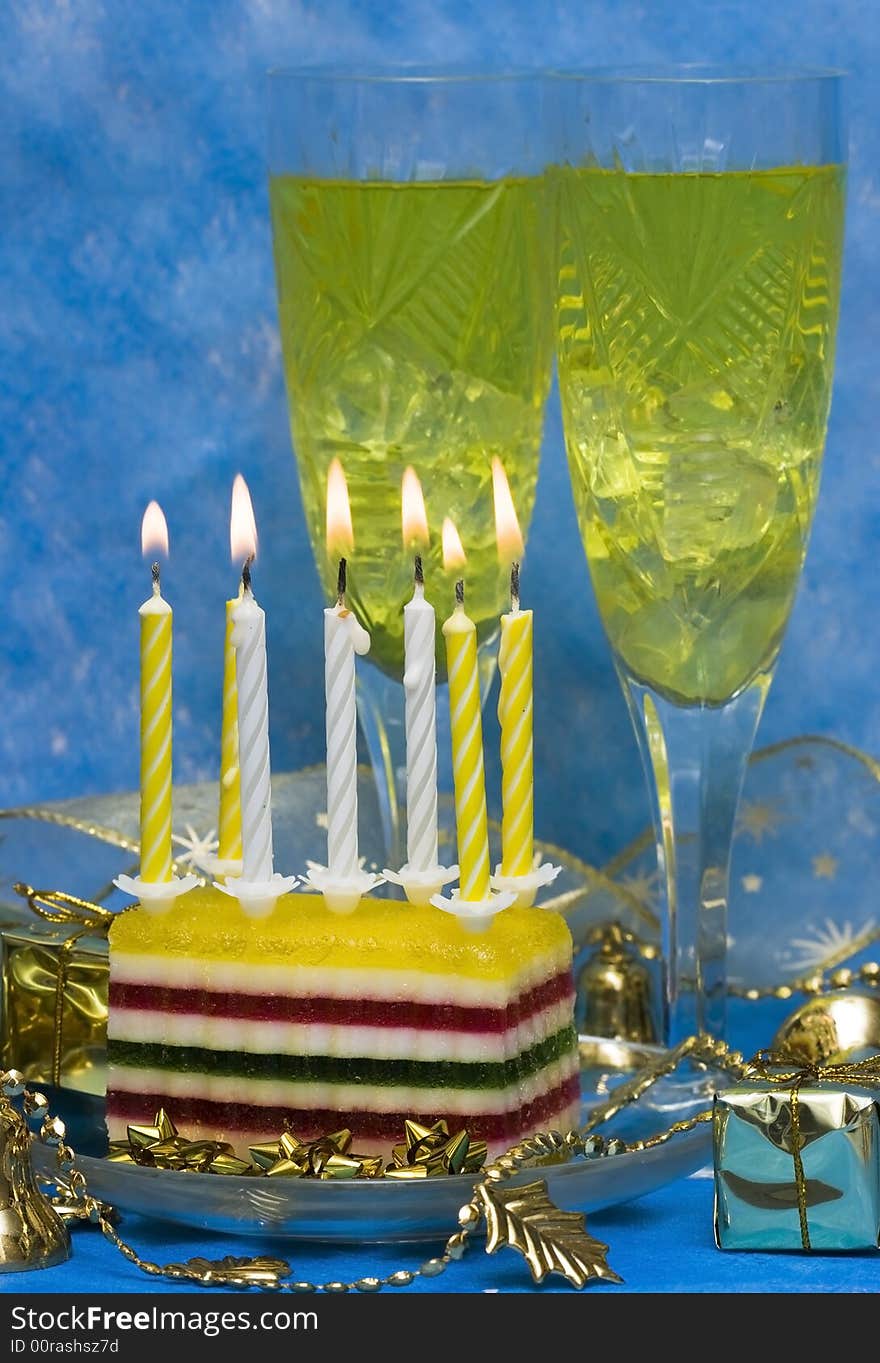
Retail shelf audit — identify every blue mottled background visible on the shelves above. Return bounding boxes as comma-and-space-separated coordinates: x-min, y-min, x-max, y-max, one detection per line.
1, 1, 878, 865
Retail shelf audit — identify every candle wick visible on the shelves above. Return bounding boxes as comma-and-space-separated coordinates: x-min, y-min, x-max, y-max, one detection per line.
510, 560, 520, 612
413, 553, 424, 587
337, 557, 347, 606
455, 578, 465, 608
241, 555, 254, 595
151, 562, 161, 595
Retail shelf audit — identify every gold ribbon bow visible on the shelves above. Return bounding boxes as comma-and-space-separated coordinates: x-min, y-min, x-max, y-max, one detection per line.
12, 884, 115, 1086
743, 1050, 880, 1250
12, 885, 114, 932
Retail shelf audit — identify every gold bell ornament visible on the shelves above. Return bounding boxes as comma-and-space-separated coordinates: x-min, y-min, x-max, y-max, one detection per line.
772, 988, 880, 1067
576, 923, 660, 1044
0, 1073, 70, 1272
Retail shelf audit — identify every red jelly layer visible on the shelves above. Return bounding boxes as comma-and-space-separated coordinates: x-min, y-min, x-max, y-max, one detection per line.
109, 970, 574, 1035
106, 1071, 582, 1145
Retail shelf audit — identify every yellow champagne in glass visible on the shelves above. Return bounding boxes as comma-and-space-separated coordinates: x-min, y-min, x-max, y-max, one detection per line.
557, 164, 845, 705
270, 173, 553, 679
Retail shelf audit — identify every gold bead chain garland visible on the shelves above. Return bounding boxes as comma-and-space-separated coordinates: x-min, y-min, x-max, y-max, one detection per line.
579, 1034, 746, 1138
4, 1035, 745, 1292
730, 958, 880, 1002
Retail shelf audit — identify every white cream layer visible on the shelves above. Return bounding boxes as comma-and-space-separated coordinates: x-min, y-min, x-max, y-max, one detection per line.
109, 951, 570, 1009
107, 999, 573, 1063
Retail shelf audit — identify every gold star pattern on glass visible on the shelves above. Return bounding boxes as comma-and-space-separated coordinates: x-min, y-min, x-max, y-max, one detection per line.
737, 800, 785, 843
812, 854, 839, 880
619, 870, 660, 909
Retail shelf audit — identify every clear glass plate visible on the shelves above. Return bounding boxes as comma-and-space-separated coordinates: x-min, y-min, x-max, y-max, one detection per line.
31, 1059, 710, 1243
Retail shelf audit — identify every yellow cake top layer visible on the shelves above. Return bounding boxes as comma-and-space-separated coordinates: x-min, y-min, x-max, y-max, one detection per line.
109, 887, 572, 983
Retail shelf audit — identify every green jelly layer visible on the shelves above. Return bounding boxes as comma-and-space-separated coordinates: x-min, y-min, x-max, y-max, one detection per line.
109, 887, 572, 983
107, 1025, 578, 1092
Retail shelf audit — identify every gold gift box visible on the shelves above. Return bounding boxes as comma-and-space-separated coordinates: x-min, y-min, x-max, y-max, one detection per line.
714, 1078, 880, 1252
0, 892, 110, 1095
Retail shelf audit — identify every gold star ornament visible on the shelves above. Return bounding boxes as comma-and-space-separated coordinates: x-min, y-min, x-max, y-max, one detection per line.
812, 854, 839, 880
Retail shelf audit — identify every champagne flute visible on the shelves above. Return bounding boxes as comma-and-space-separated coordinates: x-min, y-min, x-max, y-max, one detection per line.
553, 69, 846, 1047
268, 70, 555, 864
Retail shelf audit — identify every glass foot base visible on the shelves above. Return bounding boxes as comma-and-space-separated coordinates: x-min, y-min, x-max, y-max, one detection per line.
578, 1036, 719, 1140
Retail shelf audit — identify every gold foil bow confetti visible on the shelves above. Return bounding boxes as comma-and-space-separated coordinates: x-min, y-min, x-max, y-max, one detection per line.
386, 1118, 487, 1178
111, 1111, 488, 1180
252, 1128, 374, 1180
113, 1113, 241, 1174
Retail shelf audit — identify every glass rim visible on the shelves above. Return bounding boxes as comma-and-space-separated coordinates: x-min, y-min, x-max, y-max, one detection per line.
550, 64, 846, 86
267, 63, 846, 87
267, 64, 547, 85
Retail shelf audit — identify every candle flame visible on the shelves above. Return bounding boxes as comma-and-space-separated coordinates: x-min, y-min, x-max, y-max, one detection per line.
491, 457, 524, 564
230, 474, 258, 563
326, 457, 354, 557
141, 501, 169, 558
441, 516, 466, 571
401, 466, 429, 548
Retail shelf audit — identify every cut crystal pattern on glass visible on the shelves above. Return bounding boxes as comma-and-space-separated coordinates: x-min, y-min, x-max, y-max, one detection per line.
272, 175, 553, 680
557, 164, 845, 706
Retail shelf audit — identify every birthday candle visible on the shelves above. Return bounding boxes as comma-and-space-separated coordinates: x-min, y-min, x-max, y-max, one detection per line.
492, 458, 533, 878
497, 562, 534, 877
324, 559, 371, 876
441, 518, 490, 902
400, 467, 439, 874
324, 459, 371, 879
217, 588, 243, 864
231, 563, 275, 883
138, 502, 174, 884
403, 556, 439, 873
217, 475, 256, 867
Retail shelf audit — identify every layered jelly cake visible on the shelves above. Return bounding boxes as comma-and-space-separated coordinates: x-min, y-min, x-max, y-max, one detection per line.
106, 888, 580, 1159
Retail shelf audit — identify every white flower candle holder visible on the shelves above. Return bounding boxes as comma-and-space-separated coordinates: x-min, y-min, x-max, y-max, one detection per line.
383, 862, 459, 908
430, 887, 517, 933
114, 873, 200, 916
490, 861, 562, 909
303, 864, 385, 915
215, 872, 299, 919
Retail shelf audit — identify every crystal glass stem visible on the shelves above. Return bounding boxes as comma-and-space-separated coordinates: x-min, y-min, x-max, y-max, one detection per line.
356, 641, 499, 868
621, 670, 771, 1046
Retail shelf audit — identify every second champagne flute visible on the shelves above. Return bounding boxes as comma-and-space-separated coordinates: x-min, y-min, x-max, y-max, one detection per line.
553, 68, 846, 1053
268, 69, 556, 866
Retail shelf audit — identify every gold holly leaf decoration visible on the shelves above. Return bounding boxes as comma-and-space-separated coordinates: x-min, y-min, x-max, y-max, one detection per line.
476, 1179, 622, 1289
169, 1254, 290, 1287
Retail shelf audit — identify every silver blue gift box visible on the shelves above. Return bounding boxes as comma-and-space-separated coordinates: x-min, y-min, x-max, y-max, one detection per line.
714, 1082, 880, 1251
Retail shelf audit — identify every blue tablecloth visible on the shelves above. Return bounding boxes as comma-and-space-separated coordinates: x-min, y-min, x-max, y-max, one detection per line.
3, 1170, 876, 1295
5, 1001, 877, 1295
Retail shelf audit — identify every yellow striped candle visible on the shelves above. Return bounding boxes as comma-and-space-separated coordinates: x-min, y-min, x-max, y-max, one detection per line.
139, 564, 173, 884
217, 589, 243, 863
497, 563, 534, 877
442, 580, 491, 902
